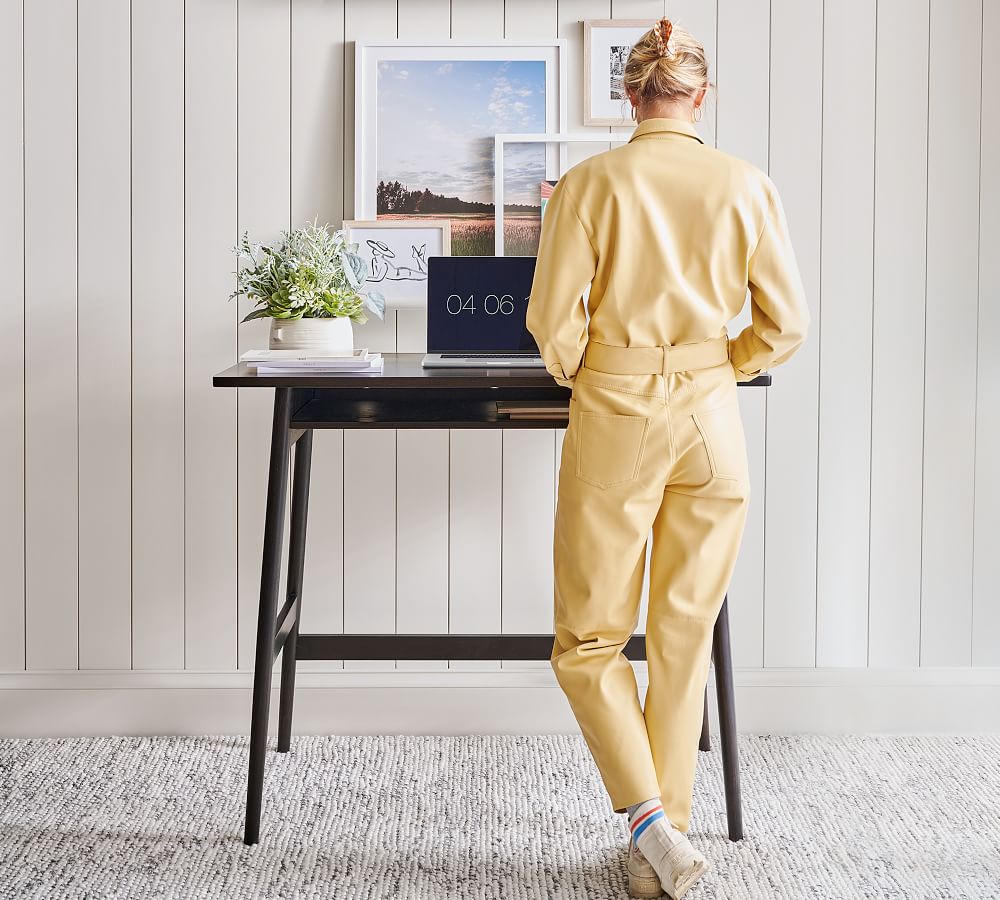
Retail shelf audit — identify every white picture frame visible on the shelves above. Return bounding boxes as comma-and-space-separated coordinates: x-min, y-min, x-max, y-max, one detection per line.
583, 19, 652, 127
354, 40, 567, 256
343, 219, 451, 309
492, 133, 630, 255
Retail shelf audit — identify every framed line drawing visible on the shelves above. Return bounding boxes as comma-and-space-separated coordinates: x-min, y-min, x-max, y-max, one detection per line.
354, 40, 567, 257
343, 219, 451, 309
583, 19, 652, 126
492, 133, 630, 255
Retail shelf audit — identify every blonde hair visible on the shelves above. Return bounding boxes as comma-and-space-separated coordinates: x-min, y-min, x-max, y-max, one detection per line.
622, 17, 712, 108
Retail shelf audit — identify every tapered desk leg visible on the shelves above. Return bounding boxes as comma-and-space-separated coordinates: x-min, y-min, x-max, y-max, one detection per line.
712, 594, 743, 842
699, 688, 711, 751
277, 428, 313, 753
244, 387, 293, 847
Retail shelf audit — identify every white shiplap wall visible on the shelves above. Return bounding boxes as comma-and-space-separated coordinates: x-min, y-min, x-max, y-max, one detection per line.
1, 0, 997, 729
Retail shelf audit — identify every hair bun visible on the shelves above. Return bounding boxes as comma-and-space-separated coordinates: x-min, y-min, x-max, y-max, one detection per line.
653, 17, 675, 58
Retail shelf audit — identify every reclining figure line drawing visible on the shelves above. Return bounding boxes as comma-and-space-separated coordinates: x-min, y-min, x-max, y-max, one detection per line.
366, 239, 429, 283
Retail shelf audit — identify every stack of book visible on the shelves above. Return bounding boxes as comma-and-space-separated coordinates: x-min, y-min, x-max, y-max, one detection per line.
241, 348, 383, 375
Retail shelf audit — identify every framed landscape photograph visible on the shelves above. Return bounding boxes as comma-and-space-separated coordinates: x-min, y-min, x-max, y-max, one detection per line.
583, 20, 651, 126
355, 40, 567, 258
342, 219, 451, 309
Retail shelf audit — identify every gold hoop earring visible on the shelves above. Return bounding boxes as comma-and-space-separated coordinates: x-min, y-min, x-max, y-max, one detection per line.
692, 105, 702, 123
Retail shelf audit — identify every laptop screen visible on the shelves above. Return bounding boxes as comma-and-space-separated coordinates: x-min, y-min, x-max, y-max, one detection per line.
426, 256, 540, 354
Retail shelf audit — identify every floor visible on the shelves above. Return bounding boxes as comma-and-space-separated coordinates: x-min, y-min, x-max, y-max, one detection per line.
1, 733, 998, 899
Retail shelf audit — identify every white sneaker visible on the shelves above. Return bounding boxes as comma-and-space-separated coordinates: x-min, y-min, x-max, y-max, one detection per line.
627, 836, 664, 898
635, 822, 710, 899
655, 836, 710, 899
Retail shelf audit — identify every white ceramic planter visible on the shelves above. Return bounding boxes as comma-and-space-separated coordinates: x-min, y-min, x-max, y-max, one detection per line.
269, 316, 354, 353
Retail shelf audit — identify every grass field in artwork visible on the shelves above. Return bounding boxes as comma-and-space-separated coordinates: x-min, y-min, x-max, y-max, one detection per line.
378, 213, 541, 257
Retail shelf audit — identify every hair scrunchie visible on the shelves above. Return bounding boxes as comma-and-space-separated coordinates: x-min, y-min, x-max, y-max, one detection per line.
653, 17, 675, 58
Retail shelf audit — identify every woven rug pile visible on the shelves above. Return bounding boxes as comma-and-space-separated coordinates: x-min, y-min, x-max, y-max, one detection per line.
1, 733, 998, 898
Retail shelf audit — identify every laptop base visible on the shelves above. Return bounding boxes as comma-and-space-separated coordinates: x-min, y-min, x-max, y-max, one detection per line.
421, 353, 546, 368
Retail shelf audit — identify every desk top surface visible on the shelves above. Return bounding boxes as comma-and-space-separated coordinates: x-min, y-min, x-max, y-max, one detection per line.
214, 354, 770, 389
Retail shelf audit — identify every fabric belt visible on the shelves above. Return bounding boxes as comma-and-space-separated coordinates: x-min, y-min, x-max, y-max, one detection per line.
582, 336, 730, 376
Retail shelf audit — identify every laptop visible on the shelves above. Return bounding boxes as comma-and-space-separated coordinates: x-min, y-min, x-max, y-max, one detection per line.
421, 255, 547, 368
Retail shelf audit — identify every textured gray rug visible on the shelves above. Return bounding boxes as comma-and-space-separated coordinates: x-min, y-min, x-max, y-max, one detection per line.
0, 733, 998, 899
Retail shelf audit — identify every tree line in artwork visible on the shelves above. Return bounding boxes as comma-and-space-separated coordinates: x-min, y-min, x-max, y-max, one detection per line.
376, 179, 539, 215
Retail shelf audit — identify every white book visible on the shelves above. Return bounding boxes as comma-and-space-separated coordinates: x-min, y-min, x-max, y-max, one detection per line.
242, 348, 379, 369
254, 358, 384, 375
241, 347, 370, 360
249, 355, 381, 370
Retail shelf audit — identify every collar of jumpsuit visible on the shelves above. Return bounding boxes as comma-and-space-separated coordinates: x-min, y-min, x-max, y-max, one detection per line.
628, 116, 705, 145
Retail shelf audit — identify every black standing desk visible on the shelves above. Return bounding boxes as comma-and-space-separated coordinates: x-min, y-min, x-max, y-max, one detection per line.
213, 355, 770, 846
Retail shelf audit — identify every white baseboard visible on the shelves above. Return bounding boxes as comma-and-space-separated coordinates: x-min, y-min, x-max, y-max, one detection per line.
1, 667, 999, 737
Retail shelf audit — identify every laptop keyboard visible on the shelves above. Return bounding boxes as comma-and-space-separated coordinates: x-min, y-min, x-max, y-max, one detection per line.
440, 353, 542, 359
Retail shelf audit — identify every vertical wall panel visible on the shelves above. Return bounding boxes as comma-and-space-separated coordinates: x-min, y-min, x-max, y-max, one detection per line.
391, 0, 451, 672
559, 0, 612, 170
448, 0, 507, 675
395, 0, 449, 352
462, 0, 554, 665
974, 0, 999, 666
78, 0, 132, 670
23, 0, 78, 670
815, 0, 876, 667
501, 430, 556, 670
236, 0, 292, 671
0, 0, 25, 670
716, 0, 770, 668
184, 0, 238, 670
610, 1, 664, 20
292, 0, 347, 672
131, 0, 186, 671
763, 0, 822, 667
396, 429, 449, 672
921, 0, 982, 666
502, 428, 557, 673
868, 0, 929, 668
716, 0, 768, 171
454, 0, 502, 36
504, 0, 558, 37
342, 429, 397, 638
342, 0, 399, 671
344, 0, 397, 354
449, 429, 502, 672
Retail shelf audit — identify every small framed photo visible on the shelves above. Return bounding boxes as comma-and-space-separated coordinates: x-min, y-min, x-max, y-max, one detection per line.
342, 219, 451, 309
493, 133, 629, 254
583, 19, 652, 126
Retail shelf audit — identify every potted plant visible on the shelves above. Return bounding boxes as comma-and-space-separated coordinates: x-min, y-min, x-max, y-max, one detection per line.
230, 219, 386, 353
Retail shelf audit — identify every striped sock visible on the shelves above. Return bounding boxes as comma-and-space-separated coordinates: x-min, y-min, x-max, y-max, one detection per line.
627, 797, 667, 844
626, 797, 708, 894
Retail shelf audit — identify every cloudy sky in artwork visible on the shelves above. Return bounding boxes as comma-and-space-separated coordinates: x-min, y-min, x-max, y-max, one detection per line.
376, 59, 547, 207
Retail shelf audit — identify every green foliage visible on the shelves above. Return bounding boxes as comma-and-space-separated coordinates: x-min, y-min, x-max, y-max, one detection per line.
230, 219, 386, 325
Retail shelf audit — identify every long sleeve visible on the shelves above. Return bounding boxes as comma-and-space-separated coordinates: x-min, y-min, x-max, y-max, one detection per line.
728, 180, 810, 382
526, 177, 597, 389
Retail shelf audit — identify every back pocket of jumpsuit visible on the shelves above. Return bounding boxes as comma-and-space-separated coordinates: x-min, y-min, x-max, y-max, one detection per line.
691, 401, 744, 481
575, 410, 650, 488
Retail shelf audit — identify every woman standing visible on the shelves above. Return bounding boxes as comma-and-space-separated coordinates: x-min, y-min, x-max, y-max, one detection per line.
526, 18, 809, 899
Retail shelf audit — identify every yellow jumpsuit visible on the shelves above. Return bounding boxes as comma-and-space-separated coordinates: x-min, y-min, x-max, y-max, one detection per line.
525, 117, 810, 832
